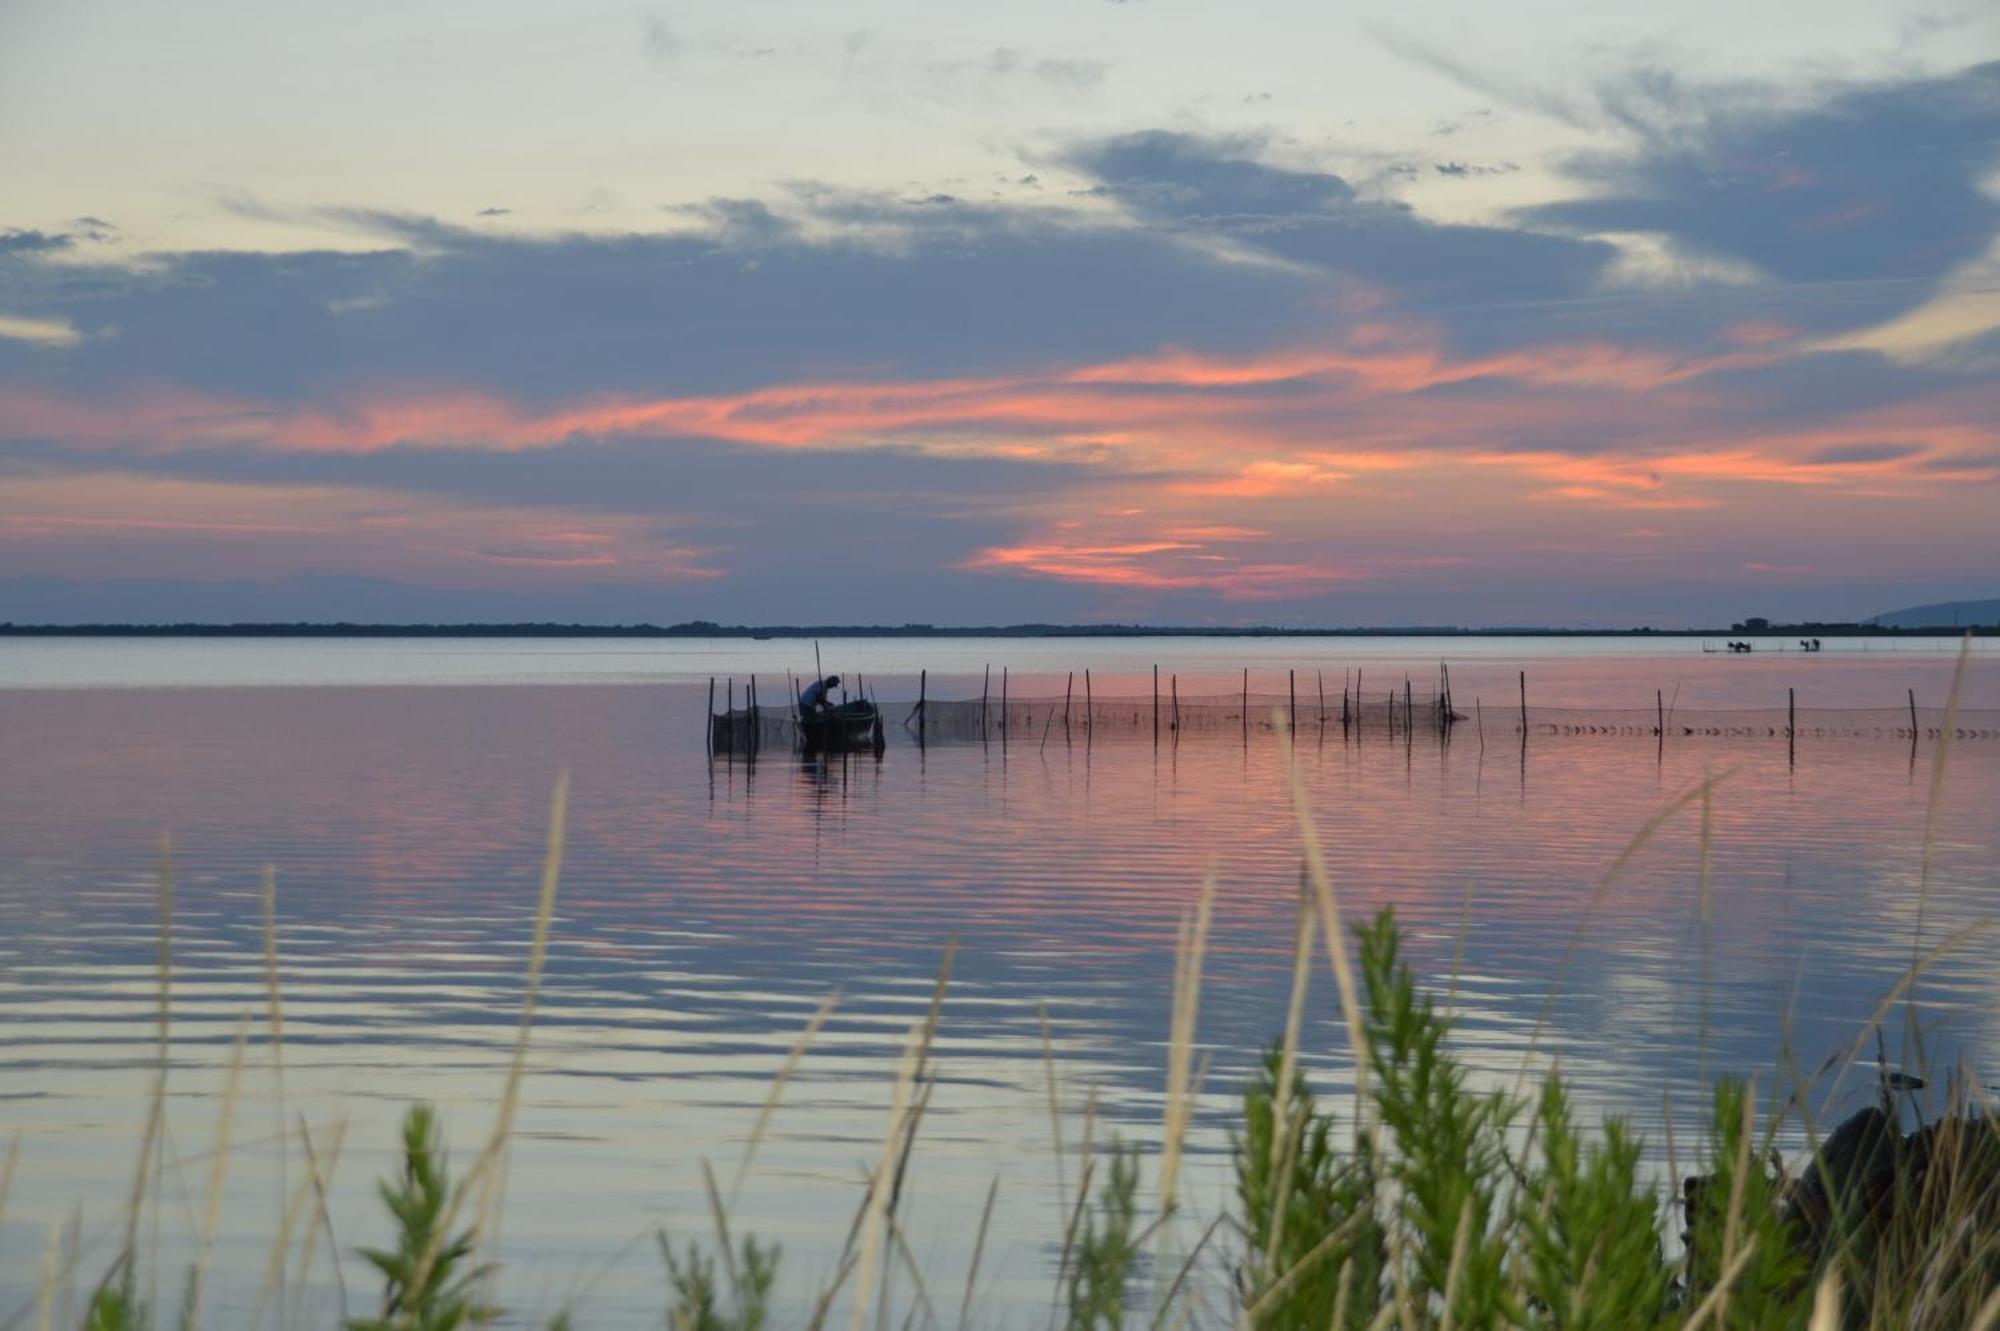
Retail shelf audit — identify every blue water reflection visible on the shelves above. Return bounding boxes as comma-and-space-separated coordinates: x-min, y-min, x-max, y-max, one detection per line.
0, 642, 1994, 1324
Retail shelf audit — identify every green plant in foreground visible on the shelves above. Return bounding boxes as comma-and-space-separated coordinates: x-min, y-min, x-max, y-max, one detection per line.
1065, 1142, 1143, 1330
82, 1281, 147, 1331
1680, 1079, 1809, 1330
348, 1104, 495, 1331
1358, 908, 1521, 1326
659, 1232, 779, 1331
1233, 1044, 1383, 1328
1517, 1076, 1673, 1329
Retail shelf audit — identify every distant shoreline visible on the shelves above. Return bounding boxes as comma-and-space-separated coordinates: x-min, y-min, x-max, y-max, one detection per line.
0, 621, 1983, 639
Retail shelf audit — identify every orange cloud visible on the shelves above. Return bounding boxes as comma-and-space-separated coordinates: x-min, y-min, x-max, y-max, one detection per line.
0, 471, 720, 585
966, 526, 1356, 599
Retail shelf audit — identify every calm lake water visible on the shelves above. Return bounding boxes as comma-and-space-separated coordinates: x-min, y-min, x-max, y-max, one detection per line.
1, 636, 1996, 1326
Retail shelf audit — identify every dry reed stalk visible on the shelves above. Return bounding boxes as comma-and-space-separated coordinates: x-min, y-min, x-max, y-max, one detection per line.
1237, 1212, 1364, 1328
121, 838, 175, 1277
261, 863, 289, 1282
1157, 868, 1217, 1218
1804, 1271, 1843, 1331
1511, 770, 1731, 1095
389, 771, 567, 1326
1697, 775, 1715, 1087
1445, 876, 1475, 1024
699, 1157, 744, 1313
730, 989, 842, 1204
882, 948, 955, 1235
184, 1016, 250, 1329
0, 1135, 17, 1235
464, 770, 570, 1321
1817, 916, 1993, 1115
36, 1217, 60, 1331
1387, 1227, 1418, 1331
1439, 1196, 1474, 1331
1907, 632, 1973, 1060
956, 1176, 1000, 1331
1275, 715, 1373, 1129
805, 1253, 861, 1331
1679, 1237, 1761, 1331
59, 1205, 78, 1331
848, 1022, 922, 1331
1037, 999, 1067, 1211
885, 1211, 942, 1329
1049, 1089, 1100, 1328
250, 1141, 321, 1331
290, 1115, 349, 1331
1260, 886, 1316, 1276
1147, 1213, 1224, 1331
1716, 1079, 1756, 1328
1972, 1280, 2000, 1331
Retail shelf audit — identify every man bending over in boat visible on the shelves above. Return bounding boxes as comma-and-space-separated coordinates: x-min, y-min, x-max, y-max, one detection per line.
799, 674, 841, 717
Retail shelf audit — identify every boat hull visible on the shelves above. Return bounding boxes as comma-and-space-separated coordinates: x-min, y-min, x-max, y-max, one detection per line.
799, 702, 884, 753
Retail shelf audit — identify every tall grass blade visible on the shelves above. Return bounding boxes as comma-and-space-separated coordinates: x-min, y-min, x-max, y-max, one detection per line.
730, 991, 841, 1205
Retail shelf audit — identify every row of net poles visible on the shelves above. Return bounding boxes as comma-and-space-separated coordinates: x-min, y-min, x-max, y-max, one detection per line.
902, 669, 928, 748
1520, 670, 1529, 782
1910, 688, 1919, 770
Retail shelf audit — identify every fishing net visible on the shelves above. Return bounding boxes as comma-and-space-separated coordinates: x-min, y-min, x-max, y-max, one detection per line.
711, 694, 2000, 752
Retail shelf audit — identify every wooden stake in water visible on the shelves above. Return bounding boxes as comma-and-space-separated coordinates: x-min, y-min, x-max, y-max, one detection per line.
1242, 667, 1249, 741
1063, 671, 1073, 731
1317, 670, 1326, 734
1289, 669, 1297, 733
1001, 667, 1009, 739
981, 664, 990, 741
1908, 687, 1918, 738
1153, 664, 1160, 747
1171, 673, 1180, 734
1519, 670, 1528, 736
918, 669, 927, 745
1085, 669, 1093, 730
706, 677, 715, 754
1788, 686, 1796, 767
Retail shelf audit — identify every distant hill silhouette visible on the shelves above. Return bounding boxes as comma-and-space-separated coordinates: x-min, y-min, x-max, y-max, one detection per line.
1868, 598, 2000, 629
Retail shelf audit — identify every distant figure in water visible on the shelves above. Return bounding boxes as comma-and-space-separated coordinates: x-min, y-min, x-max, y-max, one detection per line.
799, 674, 841, 716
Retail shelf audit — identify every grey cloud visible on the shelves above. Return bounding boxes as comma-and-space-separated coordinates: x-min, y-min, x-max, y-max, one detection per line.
1065, 131, 1614, 326
1527, 62, 2000, 329
1068, 131, 1356, 221
1804, 441, 1927, 466
0, 191, 1324, 405
0, 229, 74, 254
643, 15, 680, 64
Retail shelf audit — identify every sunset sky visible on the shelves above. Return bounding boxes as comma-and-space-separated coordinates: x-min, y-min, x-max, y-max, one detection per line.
3, 0, 1997, 626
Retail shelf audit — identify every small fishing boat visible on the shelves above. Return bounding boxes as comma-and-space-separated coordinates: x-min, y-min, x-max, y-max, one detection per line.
799, 699, 885, 753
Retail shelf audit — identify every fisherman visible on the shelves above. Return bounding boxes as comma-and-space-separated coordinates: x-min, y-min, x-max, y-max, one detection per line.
798, 674, 841, 716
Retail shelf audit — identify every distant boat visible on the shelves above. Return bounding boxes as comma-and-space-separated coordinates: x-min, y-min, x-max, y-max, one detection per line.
800, 699, 885, 753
